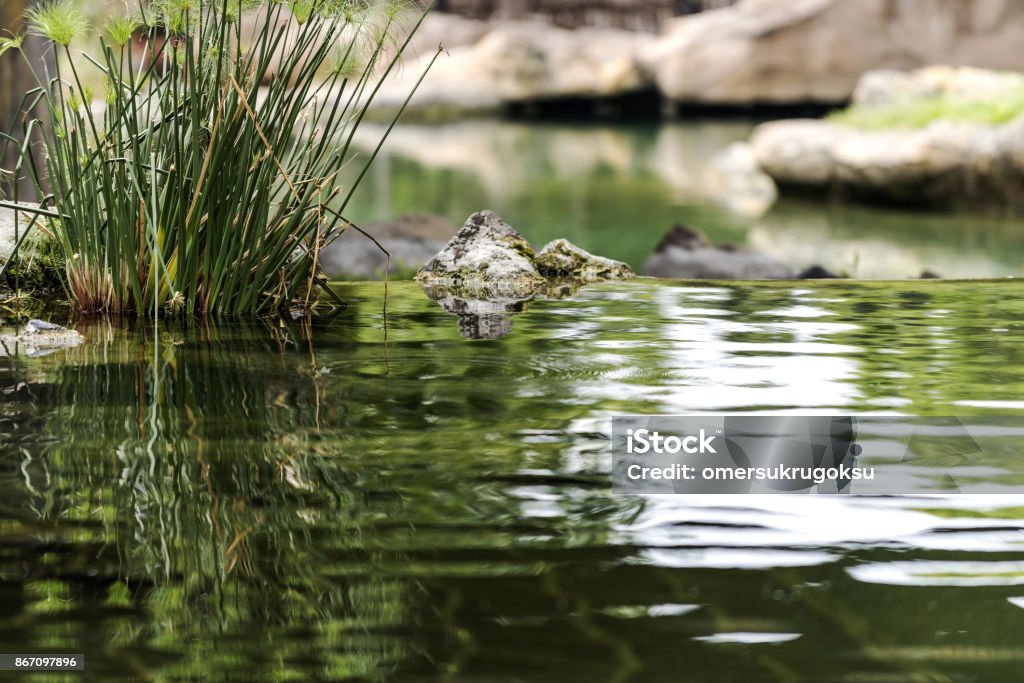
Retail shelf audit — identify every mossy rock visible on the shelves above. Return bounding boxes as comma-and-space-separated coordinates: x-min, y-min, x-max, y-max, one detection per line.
415, 210, 547, 299
0, 204, 65, 296
535, 238, 634, 282
416, 211, 634, 301
0, 233, 65, 295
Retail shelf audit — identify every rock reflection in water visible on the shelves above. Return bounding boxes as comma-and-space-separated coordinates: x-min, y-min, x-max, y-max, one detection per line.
2, 281, 1024, 682
419, 284, 533, 339
419, 280, 594, 340
347, 120, 1024, 279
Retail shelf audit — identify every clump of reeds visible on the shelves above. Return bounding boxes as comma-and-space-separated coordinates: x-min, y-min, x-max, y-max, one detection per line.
1, 0, 437, 315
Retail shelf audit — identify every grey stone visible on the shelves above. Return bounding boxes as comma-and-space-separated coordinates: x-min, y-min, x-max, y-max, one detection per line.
749, 119, 841, 186
415, 210, 547, 298
25, 319, 67, 333
0, 319, 84, 357
415, 211, 636, 337
853, 66, 1024, 109
370, 18, 650, 119
535, 238, 633, 282
642, 224, 795, 280
645, 0, 1024, 107
0, 202, 40, 263
319, 214, 457, 279
749, 111, 1024, 208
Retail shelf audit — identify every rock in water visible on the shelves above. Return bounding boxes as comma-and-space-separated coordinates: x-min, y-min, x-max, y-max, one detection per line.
25, 319, 66, 333
319, 213, 457, 279
0, 319, 84, 357
798, 265, 840, 279
642, 224, 795, 280
416, 211, 636, 338
415, 211, 546, 298
535, 239, 634, 282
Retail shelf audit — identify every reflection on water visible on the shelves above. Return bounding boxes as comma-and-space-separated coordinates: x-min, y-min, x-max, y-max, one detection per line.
349, 121, 1024, 278
2, 280, 1024, 680
419, 283, 533, 339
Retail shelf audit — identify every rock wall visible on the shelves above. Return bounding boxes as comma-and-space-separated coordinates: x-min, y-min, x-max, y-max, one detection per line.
645, 0, 1024, 106
373, 15, 650, 119
377, 0, 1024, 117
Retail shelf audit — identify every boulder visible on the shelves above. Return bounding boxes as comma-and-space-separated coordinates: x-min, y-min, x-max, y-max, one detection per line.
0, 319, 84, 358
370, 19, 651, 119
319, 213, 457, 279
0, 203, 64, 293
645, 0, 1024, 106
0, 202, 38, 263
852, 66, 1024, 108
642, 224, 795, 280
416, 211, 636, 296
416, 211, 636, 336
749, 115, 1024, 208
535, 239, 633, 282
798, 265, 840, 279
416, 210, 547, 298
747, 120, 838, 186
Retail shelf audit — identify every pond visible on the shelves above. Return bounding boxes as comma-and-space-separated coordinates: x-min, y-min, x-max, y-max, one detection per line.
2, 278, 1024, 681
347, 120, 1024, 279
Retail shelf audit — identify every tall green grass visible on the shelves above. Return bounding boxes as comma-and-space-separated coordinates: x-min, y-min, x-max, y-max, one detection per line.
1, 0, 438, 315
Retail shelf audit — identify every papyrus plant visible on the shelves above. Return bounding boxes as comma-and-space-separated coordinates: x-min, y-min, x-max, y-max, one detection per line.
1, 0, 437, 315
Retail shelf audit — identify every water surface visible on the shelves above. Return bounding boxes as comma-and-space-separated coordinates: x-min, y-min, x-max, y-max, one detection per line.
1, 279, 1024, 681
348, 121, 1024, 278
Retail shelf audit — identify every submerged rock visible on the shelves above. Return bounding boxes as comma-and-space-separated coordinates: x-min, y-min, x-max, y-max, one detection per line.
415, 210, 633, 299
416, 211, 546, 298
642, 224, 795, 280
0, 319, 84, 357
535, 239, 634, 282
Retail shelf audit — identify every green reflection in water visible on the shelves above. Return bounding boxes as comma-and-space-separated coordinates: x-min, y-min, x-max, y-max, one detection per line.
0, 280, 1023, 681
347, 120, 1024, 278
